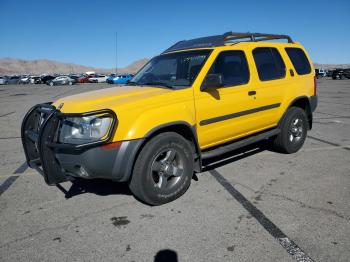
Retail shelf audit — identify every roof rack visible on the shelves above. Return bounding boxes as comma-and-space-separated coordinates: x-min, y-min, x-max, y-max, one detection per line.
163, 32, 293, 53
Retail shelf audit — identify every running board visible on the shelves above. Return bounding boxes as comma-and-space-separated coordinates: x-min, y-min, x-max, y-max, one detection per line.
201, 129, 280, 159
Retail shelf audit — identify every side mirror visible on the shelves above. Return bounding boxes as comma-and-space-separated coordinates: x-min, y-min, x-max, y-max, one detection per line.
201, 73, 224, 91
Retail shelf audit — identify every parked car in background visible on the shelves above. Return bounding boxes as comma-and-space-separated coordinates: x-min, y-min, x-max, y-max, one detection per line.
41, 75, 56, 84
326, 70, 333, 77
29, 76, 42, 84
332, 69, 350, 80
109, 74, 134, 84
19, 75, 32, 84
106, 74, 116, 84
68, 75, 80, 83
315, 68, 326, 78
89, 74, 108, 83
77, 75, 93, 83
46, 76, 75, 86
6, 76, 20, 84
0, 76, 8, 85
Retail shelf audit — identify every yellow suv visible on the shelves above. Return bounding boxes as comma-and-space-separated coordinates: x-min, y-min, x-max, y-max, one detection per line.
22, 32, 317, 205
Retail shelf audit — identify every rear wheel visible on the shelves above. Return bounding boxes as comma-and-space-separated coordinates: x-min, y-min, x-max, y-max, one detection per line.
272, 107, 308, 154
129, 132, 194, 205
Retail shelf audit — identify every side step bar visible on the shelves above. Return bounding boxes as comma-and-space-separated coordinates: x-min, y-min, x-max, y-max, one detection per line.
201, 129, 280, 159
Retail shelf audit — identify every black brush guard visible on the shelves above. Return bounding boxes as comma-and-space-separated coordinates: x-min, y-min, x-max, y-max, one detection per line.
21, 103, 117, 185
21, 103, 66, 185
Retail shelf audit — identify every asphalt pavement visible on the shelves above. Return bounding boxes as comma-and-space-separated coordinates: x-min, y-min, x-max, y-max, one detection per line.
0, 79, 349, 261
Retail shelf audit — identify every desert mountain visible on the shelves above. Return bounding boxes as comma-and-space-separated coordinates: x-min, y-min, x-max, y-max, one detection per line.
0, 57, 348, 76
313, 63, 350, 70
0, 58, 149, 75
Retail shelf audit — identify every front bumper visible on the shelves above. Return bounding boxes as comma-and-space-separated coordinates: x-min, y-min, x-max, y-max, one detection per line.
21, 103, 143, 185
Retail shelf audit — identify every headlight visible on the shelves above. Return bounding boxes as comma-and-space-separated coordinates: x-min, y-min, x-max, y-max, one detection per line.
59, 114, 113, 145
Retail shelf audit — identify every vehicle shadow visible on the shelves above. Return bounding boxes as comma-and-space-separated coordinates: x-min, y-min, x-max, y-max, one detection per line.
57, 178, 132, 199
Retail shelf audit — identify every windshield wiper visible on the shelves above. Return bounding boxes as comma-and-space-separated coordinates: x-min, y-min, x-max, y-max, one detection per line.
142, 82, 174, 89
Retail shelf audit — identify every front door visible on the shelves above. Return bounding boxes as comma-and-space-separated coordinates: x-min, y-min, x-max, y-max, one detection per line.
194, 50, 261, 149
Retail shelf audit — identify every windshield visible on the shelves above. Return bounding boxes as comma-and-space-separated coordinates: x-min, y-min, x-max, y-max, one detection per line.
130, 50, 211, 88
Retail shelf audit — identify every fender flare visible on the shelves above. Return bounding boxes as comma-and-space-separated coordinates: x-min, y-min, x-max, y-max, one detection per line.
280, 96, 313, 129
142, 121, 202, 172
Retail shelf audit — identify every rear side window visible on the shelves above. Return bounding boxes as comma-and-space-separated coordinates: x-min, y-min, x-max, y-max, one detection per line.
253, 48, 286, 81
285, 48, 311, 75
208, 50, 249, 87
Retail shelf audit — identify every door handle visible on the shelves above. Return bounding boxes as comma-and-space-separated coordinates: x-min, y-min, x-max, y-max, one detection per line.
248, 90, 256, 96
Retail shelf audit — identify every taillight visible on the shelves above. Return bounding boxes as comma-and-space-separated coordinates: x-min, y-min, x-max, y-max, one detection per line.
313, 76, 317, 95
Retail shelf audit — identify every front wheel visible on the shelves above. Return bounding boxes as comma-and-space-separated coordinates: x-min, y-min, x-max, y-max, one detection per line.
129, 132, 194, 205
49, 82, 54, 86
272, 107, 308, 154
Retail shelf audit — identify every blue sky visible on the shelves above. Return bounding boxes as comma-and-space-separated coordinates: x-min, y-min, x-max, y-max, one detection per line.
0, 0, 349, 68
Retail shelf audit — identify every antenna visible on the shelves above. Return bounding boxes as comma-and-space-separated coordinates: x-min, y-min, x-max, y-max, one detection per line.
115, 32, 118, 75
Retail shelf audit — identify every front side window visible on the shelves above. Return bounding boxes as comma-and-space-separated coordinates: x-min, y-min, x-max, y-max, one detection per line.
207, 50, 249, 87
285, 47, 311, 75
253, 47, 286, 81
130, 50, 211, 88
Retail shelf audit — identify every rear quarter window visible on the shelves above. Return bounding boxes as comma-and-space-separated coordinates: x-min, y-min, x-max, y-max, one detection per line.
285, 48, 311, 75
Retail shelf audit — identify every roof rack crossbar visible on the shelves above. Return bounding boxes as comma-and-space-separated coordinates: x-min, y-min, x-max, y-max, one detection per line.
162, 32, 293, 53
225, 32, 293, 43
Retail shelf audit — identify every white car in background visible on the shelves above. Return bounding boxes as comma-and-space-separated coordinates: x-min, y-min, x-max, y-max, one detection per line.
19, 75, 31, 84
0, 76, 8, 85
88, 74, 108, 83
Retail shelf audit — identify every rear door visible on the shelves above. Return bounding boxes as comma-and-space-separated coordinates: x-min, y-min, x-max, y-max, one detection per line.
248, 47, 287, 128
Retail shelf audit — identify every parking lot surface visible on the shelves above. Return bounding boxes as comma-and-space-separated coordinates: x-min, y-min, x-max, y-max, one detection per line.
0, 79, 349, 262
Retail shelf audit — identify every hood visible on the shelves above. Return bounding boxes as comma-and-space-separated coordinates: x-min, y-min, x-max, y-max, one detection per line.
53, 85, 174, 113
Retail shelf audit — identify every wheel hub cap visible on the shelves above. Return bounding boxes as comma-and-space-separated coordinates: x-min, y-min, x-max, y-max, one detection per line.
289, 118, 303, 143
151, 149, 184, 189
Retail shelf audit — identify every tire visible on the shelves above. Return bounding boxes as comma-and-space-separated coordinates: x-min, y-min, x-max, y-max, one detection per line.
49, 82, 54, 86
68, 81, 73, 86
129, 132, 194, 205
272, 107, 308, 154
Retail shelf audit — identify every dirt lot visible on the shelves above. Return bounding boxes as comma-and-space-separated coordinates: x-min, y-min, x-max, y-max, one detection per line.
0, 79, 349, 262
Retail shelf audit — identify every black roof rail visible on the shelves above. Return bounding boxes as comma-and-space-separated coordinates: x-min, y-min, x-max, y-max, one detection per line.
163, 32, 293, 53
225, 32, 293, 44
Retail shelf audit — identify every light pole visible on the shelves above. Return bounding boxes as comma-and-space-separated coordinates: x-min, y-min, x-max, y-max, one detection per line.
115, 32, 118, 75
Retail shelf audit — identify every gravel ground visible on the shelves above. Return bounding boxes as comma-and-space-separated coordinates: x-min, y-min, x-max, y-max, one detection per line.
0, 79, 349, 262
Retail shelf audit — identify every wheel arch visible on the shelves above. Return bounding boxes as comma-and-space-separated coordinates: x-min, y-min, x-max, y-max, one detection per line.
134, 121, 202, 174
285, 96, 313, 130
